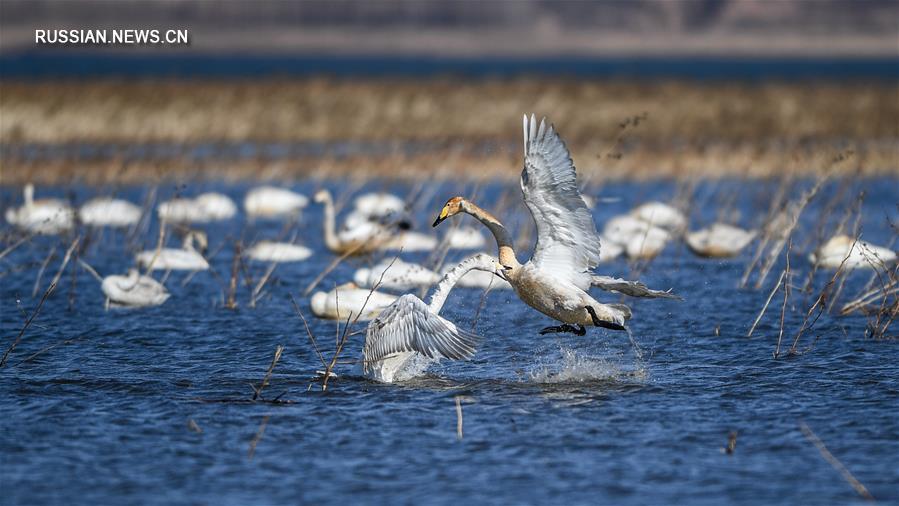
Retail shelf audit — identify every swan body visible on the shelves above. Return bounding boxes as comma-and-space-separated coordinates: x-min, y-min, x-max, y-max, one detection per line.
631, 201, 686, 231
309, 282, 398, 322
158, 192, 236, 223
685, 223, 756, 258
433, 115, 669, 334
381, 231, 438, 252
810, 235, 897, 270
244, 186, 308, 218
343, 193, 411, 230
136, 231, 209, 271
353, 258, 441, 290
80, 197, 142, 227
5, 184, 74, 234
362, 253, 496, 383
444, 226, 487, 249
603, 214, 671, 260
101, 269, 170, 307
245, 241, 312, 262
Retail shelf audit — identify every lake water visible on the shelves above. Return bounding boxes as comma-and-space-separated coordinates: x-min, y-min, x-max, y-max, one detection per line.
1, 178, 897, 505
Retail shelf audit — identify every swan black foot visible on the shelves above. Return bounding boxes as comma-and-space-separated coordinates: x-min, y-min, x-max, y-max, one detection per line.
539, 324, 586, 336
585, 306, 626, 331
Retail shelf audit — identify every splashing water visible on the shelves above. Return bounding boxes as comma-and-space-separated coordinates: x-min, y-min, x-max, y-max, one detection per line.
527, 344, 648, 384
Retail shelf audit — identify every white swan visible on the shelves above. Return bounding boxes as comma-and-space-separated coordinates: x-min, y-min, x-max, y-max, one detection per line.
810, 235, 897, 270
314, 190, 435, 254
631, 201, 687, 231
362, 253, 497, 383
353, 258, 441, 291
136, 231, 209, 271
433, 115, 677, 335
443, 226, 487, 249
158, 192, 236, 223
101, 269, 170, 307
685, 223, 756, 258
80, 197, 142, 227
310, 282, 398, 322
602, 214, 671, 260
244, 186, 308, 218
5, 184, 74, 234
245, 241, 312, 262
443, 253, 513, 289
343, 192, 411, 230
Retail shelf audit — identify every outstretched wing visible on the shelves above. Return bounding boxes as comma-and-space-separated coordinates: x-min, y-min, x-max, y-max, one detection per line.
520, 114, 601, 289
364, 294, 482, 364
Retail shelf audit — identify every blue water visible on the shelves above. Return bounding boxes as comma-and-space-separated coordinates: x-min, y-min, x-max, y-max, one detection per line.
2, 54, 898, 80
1, 178, 897, 505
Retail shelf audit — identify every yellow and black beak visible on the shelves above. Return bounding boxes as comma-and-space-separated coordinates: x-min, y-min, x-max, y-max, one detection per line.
432, 207, 449, 227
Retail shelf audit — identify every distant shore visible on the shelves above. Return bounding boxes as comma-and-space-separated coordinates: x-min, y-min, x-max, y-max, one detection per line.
1, 78, 896, 183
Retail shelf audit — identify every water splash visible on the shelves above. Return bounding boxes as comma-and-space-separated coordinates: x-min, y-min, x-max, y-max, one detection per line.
527, 345, 648, 384
394, 354, 436, 382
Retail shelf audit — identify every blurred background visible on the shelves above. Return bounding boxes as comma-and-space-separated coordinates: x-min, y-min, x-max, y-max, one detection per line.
1, 0, 897, 183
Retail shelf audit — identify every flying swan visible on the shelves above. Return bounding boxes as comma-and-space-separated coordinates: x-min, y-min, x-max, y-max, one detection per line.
362, 253, 498, 383
433, 114, 677, 335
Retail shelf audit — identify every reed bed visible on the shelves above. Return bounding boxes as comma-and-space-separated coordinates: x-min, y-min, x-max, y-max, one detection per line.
1, 78, 897, 183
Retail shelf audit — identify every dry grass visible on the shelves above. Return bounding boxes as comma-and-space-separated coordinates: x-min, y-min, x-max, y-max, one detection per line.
1, 78, 897, 183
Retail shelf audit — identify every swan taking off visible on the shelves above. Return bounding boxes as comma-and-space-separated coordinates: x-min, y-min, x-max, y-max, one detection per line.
433, 115, 677, 335
245, 241, 312, 263
5, 184, 74, 234
685, 223, 756, 258
158, 192, 236, 223
362, 253, 497, 383
136, 231, 209, 271
353, 258, 441, 291
244, 186, 309, 218
810, 235, 897, 270
310, 282, 398, 322
80, 197, 142, 227
101, 269, 170, 307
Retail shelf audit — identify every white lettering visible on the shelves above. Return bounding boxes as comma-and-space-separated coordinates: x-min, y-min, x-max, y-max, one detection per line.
35, 30, 46, 43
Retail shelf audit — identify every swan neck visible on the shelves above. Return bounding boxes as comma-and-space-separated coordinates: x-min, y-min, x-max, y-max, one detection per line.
24, 184, 34, 207
464, 202, 519, 268
428, 255, 487, 313
319, 192, 339, 250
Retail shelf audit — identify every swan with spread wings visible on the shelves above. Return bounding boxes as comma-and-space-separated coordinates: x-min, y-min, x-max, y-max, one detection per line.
433, 115, 678, 335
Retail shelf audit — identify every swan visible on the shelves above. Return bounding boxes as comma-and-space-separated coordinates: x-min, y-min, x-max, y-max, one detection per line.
362, 253, 497, 383
685, 223, 756, 258
101, 269, 170, 307
136, 231, 209, 271
5, 184, 74, 234
158, 192, 236, 223
353, 258, 442, 291
79, 197, 142, 227
631, 201, 687, 231
244, 186, 308, 218
443, 226, 487, 249
245, 241, 312, 262
809, 235, 897, 270
310, 282, 398, 322
602, 214, 671, 260
443, 253, 513, 290
433, 115, 677, 335
314, 190, 436, 254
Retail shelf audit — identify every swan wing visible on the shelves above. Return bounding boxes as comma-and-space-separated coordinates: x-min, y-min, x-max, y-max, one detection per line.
364, 294, 482, 364
520, 114, 601, 289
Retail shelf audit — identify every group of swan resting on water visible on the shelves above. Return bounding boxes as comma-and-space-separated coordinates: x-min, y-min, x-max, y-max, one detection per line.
5, 116, 898, 383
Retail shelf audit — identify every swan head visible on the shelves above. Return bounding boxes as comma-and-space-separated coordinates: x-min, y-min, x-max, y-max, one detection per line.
185, 230, 209, 253
432, 196, 466, 227
313, 189, 331, 204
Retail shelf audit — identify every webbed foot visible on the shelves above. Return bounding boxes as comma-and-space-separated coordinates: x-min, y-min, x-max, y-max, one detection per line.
539, 324, 586, 336
585, 306, 626, 331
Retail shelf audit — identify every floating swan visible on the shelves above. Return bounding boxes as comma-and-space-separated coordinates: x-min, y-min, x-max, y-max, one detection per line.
343, 192, 412, 231
443, 226, 487, 249
434, 115, 677, 335
631, 201, 687, 231
158, 192, 236, 223
310, 282, 398, 322
5, 184, 74, 234
353, 258, 441, 290
602, 214, 671, 260
314, 190, 435, 254
685, 223, 756, 258
136, 231, 209, 271
362, 253, 497, 383
101, 269, 170, 307
79, 197, 142, 227
809, 235, 897, 270
244, 186, 308, 218
245, 241, 312, 262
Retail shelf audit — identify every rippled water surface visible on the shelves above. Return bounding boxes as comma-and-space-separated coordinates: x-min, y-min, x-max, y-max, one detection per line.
1, 178, 897, 505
